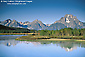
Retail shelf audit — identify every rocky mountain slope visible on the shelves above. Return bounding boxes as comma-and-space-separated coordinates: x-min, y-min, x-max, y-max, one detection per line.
0, 14, 85, 30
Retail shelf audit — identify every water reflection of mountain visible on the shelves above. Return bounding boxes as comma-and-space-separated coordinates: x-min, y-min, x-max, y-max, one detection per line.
0, 40, 85, 51
0, 40, 19, 46
19, 41, 41, 46
40, 41, 85, 52
63, 46, 77, 51
0, 40, 41, 46
58, 42, 78, 51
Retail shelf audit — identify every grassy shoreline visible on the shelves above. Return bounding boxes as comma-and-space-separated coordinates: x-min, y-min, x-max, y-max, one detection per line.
0, 33, 85, 41
0, 33, 37, 35
15, 35, 85, 42
42, 39, 85, 41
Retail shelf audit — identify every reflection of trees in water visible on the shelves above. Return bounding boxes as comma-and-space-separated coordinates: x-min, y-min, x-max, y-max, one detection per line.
59, 41, 78, 51
40, 41, 85, 51
81, 43, 85, 48
0, 40, 85, 51
0, 40, 41, 46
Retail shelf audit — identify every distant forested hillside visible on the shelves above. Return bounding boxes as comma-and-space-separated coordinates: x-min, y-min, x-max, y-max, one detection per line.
0, 24, 35, 33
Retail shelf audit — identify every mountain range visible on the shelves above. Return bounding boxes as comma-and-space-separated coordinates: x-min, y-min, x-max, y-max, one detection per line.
0, 14, 85, 30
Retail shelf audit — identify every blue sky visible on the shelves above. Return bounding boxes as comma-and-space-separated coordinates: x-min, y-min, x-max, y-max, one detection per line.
0, 0, 85, 24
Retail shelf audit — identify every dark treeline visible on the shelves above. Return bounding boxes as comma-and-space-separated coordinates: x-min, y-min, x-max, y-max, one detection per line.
37, 28, 85, 36
0, 30, 35, 33
0, 24, 35, 33
0, 24, 85, 36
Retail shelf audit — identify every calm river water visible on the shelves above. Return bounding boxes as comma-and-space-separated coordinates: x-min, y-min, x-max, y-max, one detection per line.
0, 35, 85, 57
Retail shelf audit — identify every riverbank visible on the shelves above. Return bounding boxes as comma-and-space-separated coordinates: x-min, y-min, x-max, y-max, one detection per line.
42, 39, 85, 41
0, 33, 38, 35
15, 35, 85, 42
